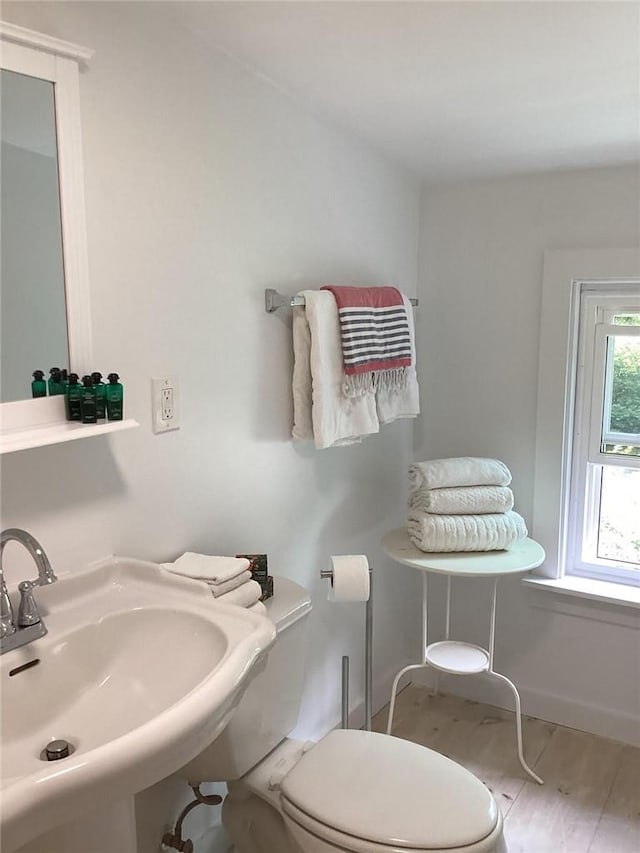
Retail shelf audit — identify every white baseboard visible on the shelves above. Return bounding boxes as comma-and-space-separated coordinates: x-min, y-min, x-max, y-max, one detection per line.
410, 668, 640, 747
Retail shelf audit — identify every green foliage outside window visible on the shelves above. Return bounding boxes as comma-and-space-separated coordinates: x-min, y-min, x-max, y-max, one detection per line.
610, 315, 640, 436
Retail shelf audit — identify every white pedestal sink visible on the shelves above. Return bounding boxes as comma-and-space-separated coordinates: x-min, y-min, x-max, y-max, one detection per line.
0, 557, 276, 852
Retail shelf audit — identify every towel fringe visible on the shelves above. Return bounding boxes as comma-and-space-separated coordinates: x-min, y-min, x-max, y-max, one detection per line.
343, 367, 409, 398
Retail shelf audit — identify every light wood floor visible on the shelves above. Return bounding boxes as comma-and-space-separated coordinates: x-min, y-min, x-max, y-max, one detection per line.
372, 685, 640, 853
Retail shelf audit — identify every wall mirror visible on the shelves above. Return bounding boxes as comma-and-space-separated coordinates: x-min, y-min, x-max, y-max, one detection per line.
0, 22, 93, 420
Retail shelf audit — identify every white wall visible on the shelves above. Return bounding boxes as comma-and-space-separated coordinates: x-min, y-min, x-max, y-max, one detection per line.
0, 2, 421, 846
416, 165, 640, 744
3, 1, 638, 848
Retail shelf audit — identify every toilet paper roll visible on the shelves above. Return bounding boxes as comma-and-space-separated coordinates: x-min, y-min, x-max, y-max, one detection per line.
328, 555, 370, 602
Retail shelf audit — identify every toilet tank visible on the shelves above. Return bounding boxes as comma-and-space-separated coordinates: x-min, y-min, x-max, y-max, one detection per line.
179, 576, 312, 784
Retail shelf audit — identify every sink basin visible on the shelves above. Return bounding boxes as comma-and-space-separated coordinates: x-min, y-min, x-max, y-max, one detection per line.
0, 556, 276, 851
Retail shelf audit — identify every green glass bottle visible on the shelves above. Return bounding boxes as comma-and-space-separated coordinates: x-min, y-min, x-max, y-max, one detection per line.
106, 373, 124, 421
48, 368, 65, 396
91, 372, 106, 419
65, 373, 82, 421
31, 370, 47, 398
60, 369, 69, 393
80, 375, 97, 424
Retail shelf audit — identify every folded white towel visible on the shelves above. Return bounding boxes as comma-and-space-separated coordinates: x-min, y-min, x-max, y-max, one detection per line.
161, 552, 250, 583
248, 600, 267, 616
206, 571, 252, 597
292, 290, 379, 449
409, 457, 512, 491
409, 485, 514, 515
407, 509, 527, 552
376, 294, 420, 425
216, 579, 263, 609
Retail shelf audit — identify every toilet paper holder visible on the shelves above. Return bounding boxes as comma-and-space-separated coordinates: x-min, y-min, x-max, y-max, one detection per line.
320, 563, 373, 733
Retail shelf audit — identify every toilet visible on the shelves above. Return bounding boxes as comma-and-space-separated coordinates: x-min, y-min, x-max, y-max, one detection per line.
179, 577, 506, 853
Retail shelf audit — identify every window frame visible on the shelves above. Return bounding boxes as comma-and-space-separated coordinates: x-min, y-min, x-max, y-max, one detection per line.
531, 249, 640, 595
566, 290, 640, 586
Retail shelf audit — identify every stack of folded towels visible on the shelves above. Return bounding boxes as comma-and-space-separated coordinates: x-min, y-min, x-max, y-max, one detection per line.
407, 457, 528, 552
161, 552, 266, 614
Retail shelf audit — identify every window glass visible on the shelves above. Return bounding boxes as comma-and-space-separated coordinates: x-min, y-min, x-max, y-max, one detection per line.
597, 466, 640, 566
601, 328, 640, 457
612, 313, 640, 325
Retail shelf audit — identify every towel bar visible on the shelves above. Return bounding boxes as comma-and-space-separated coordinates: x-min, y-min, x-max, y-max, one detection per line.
265, 288, 419, 313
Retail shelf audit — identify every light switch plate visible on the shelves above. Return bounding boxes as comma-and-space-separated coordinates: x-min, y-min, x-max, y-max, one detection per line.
152, 376, 179, 433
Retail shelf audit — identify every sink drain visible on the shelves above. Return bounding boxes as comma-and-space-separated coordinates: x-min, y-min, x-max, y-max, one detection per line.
40, 739, 75, 761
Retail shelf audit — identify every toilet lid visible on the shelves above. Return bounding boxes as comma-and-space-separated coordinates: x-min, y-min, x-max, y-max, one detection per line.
280, 730, 498, 850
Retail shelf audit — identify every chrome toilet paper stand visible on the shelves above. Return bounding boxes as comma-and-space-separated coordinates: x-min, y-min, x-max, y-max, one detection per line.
320, 563, 373, 732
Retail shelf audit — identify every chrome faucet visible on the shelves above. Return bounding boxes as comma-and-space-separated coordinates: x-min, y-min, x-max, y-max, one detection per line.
1, 528, 57, 654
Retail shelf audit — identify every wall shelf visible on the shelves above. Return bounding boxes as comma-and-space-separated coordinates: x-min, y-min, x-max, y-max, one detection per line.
0, 396, 138, 454
0, 418, 139, 455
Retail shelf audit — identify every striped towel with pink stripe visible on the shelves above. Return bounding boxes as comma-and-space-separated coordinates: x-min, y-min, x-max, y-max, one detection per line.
321, 285, 412, 397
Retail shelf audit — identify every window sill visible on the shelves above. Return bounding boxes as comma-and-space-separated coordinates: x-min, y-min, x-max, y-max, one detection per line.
522, 575, 640, 609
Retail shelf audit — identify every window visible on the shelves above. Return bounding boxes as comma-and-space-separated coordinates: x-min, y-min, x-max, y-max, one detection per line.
565, 286, 640, 585
531, 250, 640, 605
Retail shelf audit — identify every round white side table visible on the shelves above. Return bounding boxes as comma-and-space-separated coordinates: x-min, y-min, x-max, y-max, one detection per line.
382, 527, 545, 785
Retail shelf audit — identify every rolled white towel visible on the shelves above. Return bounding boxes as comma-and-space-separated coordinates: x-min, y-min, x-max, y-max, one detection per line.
409, 457, 512, 491
409, 485, 514, 515
248, 600, 267, 616
206, 571, 252, 598
407, 509, 527, 553
216, 579, 262, 609
161, 552, 250, 583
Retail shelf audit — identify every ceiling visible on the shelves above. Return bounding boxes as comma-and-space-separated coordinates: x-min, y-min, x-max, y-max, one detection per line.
175, 0, 640, 184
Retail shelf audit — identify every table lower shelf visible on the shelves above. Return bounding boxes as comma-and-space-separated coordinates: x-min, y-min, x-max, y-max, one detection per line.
425, 640, 490, 674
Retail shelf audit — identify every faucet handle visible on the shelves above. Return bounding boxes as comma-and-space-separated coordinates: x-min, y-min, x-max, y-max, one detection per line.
17, 581, 41, 628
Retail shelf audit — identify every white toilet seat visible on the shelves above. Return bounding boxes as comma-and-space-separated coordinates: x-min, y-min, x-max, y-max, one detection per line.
281, 797, 504, 853
279, 729, 501, 852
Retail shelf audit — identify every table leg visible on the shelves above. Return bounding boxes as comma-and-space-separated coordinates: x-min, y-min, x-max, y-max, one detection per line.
387, 572, 431, 734
445, 575, 451, 640
431, 671, 441, 698
488, 577, 497, 670
489, 670, 544, 785
386, 662, 432, 734
486, 577, 542, 784
421, 572, 428, 662
432, 575, 452, 698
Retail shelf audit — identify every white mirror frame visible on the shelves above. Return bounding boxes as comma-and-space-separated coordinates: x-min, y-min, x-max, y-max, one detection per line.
0, 22, 94, 438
